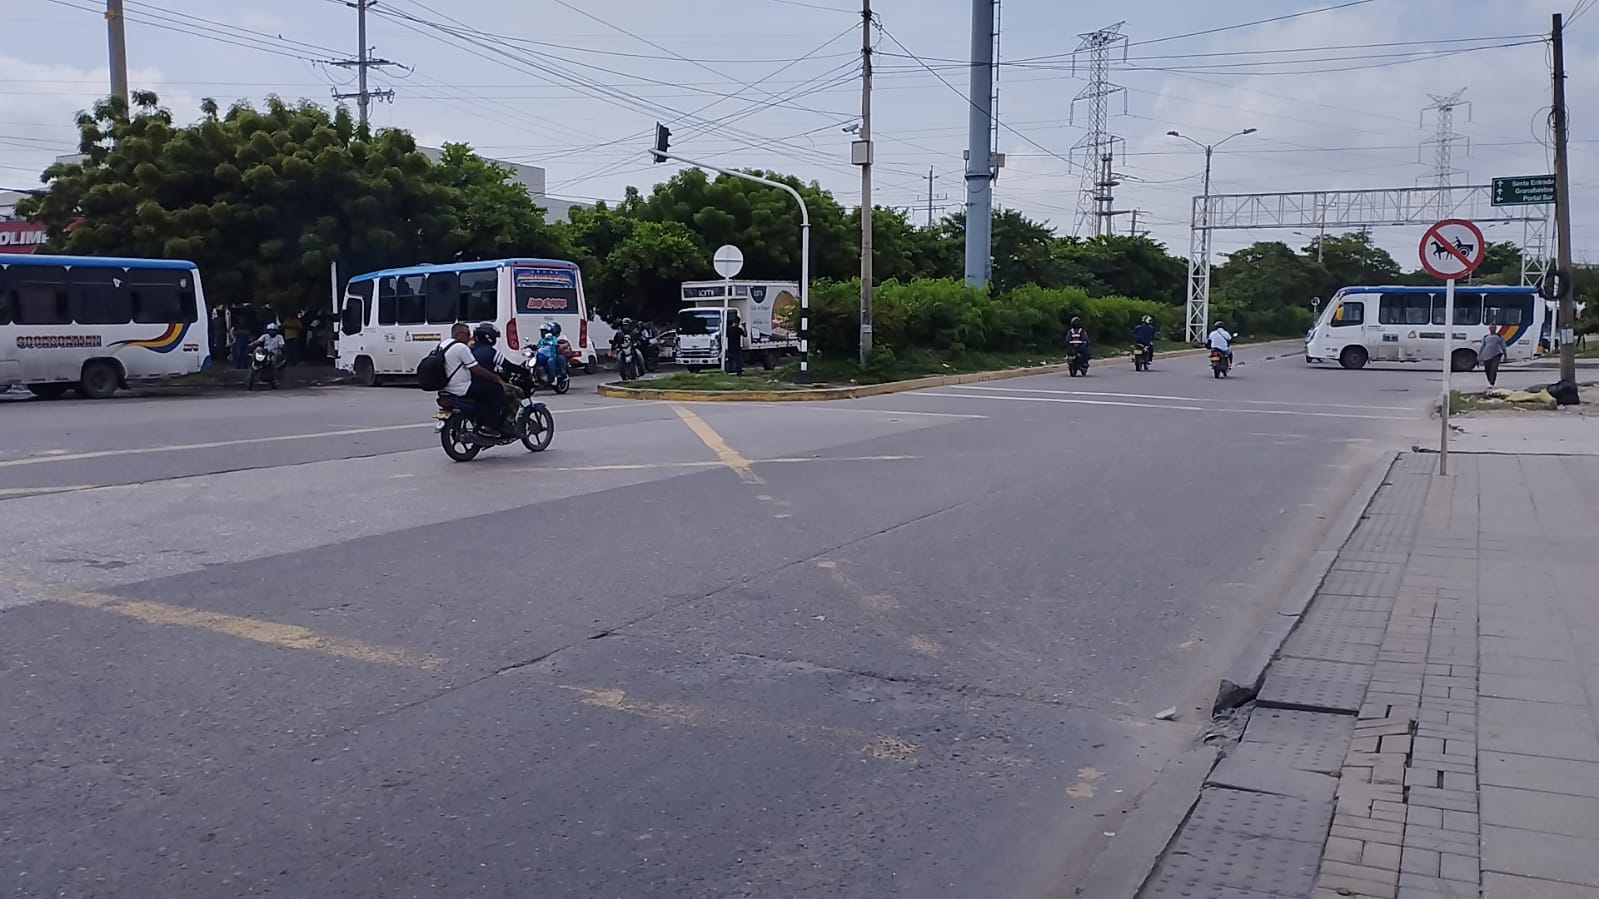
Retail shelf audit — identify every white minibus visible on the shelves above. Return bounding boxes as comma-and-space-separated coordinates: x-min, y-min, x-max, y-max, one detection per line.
1305, 284, 1543, 371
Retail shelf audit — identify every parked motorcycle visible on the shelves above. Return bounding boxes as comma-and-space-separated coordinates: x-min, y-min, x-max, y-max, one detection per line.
247, 348, 278, 390
1210, 348, 1232, 379
1133, 342, 1154, 372
1067, 339, 1090, 377
434, 363, 555, 462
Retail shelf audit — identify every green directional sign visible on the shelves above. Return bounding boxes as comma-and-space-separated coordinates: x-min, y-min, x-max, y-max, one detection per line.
1492, 174, 1556, 206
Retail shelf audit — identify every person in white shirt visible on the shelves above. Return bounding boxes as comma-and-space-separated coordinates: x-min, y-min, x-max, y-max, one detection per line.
1207, 321, 1234, 365
440, 322, 510, 435
252, 323, 286, 367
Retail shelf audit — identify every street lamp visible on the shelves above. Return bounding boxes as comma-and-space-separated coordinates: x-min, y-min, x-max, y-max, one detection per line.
1169, 127, 1256, 341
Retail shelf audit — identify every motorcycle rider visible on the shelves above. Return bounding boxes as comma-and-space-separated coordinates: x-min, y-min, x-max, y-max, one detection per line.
1066, 316, 1091, 363
251, 322, 286, 369
1207, 320, 1235, 368
533, 323, 564, 382
1132, 315, 1156, 361
441, 322, 511, 437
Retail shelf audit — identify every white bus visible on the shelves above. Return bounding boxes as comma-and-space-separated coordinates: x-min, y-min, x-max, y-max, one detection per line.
1305, 284, 1544, 372
336, 258, 601, 386
0, 254, 210, 399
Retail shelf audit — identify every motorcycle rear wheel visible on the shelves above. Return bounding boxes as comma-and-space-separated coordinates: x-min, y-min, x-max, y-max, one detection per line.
441, 416, 482, 462
554, 375, 571, 394
519, 406, 555, 453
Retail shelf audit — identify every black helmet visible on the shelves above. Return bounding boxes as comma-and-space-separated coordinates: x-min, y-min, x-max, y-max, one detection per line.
473, 322, 500, 345
1070, 316, 1083, 327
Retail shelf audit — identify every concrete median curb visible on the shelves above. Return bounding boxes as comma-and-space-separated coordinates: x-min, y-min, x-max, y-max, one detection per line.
595, 346, 1228, 403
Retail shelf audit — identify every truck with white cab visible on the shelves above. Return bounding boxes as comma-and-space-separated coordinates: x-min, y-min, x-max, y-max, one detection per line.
674, 280, 801, 372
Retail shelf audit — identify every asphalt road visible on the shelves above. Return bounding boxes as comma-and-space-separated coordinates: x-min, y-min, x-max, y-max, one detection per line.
0, 348, 1447, 897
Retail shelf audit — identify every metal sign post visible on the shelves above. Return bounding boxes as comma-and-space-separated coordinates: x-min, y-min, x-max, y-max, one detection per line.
713, 245, 744, 373
1418, 218, 1487, 476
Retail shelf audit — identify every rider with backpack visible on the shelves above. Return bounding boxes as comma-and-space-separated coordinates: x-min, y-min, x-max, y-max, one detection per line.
420, 322, 511, 436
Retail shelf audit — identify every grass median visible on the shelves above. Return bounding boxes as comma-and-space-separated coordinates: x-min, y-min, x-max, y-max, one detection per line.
627, 350, 1069, 392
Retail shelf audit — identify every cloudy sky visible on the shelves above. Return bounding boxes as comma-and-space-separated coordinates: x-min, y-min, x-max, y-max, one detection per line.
3, 0, 1596, 268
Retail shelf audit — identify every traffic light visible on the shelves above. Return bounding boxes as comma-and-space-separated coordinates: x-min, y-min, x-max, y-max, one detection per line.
652, 122, 670, 163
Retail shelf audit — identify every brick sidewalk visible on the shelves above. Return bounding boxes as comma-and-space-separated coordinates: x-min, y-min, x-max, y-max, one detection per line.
1136, 451, 1599, 899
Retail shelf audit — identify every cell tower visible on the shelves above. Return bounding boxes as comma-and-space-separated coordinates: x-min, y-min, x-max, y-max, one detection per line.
1419, 89, 1471, 210
1070, 23, 1128, 237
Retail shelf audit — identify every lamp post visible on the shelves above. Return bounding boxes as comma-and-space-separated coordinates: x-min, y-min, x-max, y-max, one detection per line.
1170, 127, 1256, 341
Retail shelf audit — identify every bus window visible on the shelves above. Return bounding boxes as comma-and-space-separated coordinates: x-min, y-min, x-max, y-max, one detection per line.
1331, 301, 1363, 326
1378, 293, 1429, 325
395, 274, 426, 325
129, 268, 199, 323
376, 278, 396, 325
424, 272, 459, 324
14, 265, 70, 324
68, 266, 132, 324
343, 281, 371, 336
459, 269, 498, 322
1485, 295, 1529, 325
1453, 294, 1483, 325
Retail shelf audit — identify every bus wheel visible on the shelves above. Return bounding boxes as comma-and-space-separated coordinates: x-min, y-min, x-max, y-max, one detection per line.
1451, 349, 1478, 373
77, 361, 121, 399
354, 356, 381, 387
761, 350, 777, 371
1338, 346, 1369, 370
26, 383, 69, 400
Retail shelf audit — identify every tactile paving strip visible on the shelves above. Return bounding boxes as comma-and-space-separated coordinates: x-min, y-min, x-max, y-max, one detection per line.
1300, 605, 1394, 628
1180, 786, 1330, 844
1140, 828, 1321, 898
1255, 657, 1369, 713
1222, 738, 1346, 777
1243, 707, 1356, 750
1280, 625, 1383, 665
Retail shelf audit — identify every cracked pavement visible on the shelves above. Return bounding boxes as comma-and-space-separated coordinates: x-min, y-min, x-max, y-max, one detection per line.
0, 351, 1437, 897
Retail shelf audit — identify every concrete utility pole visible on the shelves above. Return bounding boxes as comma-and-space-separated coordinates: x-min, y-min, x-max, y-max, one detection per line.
962, 0, 995, 286
105, 0, 128, 105
856, 0, 873, 365
1552, 12, 1578, 386
331, 0, 399, 126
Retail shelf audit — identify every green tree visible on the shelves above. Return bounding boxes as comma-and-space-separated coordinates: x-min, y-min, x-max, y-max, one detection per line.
631, 167, 854, 281
561, 201, 702, 322
1064, 234, 1187, 304
18, 93, 565, 315
1304, 231, 1401, 298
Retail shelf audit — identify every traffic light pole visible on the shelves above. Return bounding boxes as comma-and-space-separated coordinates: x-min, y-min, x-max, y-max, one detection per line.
648, 146, 812, 384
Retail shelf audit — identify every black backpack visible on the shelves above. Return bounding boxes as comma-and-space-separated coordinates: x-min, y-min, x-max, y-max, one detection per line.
416, 340, 460, 391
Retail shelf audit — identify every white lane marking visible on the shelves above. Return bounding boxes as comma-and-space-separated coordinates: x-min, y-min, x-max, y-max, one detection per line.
912, 392, 1414, 421
0, 404, 645, 468
944, 383, 1418, 412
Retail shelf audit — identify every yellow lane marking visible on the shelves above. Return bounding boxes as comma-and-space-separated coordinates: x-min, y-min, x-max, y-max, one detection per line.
17, 580, 445, 670
561, 684, 920, 763
668, 403, 762, 484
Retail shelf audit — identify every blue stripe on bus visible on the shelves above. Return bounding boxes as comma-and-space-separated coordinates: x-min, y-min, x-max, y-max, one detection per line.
347, 258, 579, 283
0, 254, 198, 270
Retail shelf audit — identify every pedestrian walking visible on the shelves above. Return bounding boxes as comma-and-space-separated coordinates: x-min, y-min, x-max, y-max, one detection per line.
1479, 330, 1508, 387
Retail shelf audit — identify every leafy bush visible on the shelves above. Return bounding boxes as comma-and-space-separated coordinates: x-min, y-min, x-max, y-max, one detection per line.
797, 278, 1187, 358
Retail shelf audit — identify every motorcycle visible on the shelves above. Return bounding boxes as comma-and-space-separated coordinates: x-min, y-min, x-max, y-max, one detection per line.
1067, 340, 1090, 377
613, 333, 647, 381
434, 363, 555, 462
526, 346, 571, 395
246, 348, 278, 390
1133, 342, 1154, 372
637, 328, 661, 373
1210, 348, 1232, 379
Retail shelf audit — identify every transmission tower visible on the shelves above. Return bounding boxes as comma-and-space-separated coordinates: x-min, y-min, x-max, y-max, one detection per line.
330, 0, 402, 126
1419, 88, 1471, 210
1070, 23, 1128, 237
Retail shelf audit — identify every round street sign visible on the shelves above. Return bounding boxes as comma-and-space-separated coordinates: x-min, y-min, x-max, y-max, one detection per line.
713, 244, 744, 279
1418, 219, 1486, 280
